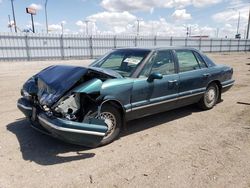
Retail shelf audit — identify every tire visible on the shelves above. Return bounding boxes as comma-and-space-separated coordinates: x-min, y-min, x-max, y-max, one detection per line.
97, 104, 122, 146
198, 83, 219, 110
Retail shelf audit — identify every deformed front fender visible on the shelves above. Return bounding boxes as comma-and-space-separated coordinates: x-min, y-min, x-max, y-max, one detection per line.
73, 78, 103, 94
100, 78, 134, 107
22, 76, 38, 95
74, 78, 133, 111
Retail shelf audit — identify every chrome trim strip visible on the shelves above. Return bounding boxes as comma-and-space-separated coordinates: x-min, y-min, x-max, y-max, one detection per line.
17, 103, 32, 110
131, 91, 204, 111
38, 115, 106, 136
132, 98, 177, 111
178, 91, 204, 100
125, 108, 132, 113
222, 83, 234, 88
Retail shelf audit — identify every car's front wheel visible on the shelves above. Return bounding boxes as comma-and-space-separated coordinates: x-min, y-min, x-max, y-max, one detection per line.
198, 83, 219, 110
97, 104, 121, 146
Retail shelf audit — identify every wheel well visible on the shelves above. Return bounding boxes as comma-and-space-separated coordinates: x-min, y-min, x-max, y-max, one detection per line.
101, 100, 126, 129
208, 80, 222, 100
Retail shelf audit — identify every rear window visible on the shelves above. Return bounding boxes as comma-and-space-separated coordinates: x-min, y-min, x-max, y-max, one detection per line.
193, 51, 207, 68
202, 54, 216, 67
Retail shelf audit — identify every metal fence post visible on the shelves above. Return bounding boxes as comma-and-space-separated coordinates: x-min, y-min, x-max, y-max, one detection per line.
24, 35, 30, 61
170, 37, 173, 46
154, 35, 157, 46
60, 34, 64, 60
135, 36, 137, 47
244, 39, 248, 51
114, 35, 117, 49
185, 38, 187, 47
220, 38, 222, 52
229, 39, 231, 52
198, 37, 201, 50
210, 38, 213, 52
89, 36, 93, 59
237, 39, 240, 52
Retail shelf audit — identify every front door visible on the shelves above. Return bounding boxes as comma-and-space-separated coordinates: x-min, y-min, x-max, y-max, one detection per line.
127, 50, 179, 120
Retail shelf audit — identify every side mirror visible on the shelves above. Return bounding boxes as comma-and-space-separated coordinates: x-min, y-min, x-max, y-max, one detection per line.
147, 72, 163, 82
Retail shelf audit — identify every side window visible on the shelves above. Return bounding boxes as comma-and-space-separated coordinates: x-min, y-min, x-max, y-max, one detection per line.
140, 50, 175, 77
150, 51, 175, 75
193, 51, 207, 68
176, 50, 200, 72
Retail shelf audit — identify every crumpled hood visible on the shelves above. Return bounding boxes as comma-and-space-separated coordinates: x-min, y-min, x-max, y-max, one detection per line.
35, 65, 88, 107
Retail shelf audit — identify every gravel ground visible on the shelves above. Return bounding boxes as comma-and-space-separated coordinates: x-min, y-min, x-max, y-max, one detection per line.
0, 52, 250, 188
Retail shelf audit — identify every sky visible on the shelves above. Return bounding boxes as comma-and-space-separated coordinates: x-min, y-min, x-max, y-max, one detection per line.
0, 0, 249, 38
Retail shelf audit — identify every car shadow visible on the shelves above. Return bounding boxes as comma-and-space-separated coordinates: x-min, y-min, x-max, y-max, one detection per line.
7, 104, 201, 166
123, 104, 201, 137
6, 119, 95, 166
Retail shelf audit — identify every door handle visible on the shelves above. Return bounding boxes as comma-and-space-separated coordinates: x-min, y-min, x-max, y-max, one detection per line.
203, 73, 211, 77
168, 80, 177, 83
168, 80, 178, 87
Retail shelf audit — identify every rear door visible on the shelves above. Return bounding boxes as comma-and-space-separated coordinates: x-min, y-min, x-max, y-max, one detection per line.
174, 49, 210, 106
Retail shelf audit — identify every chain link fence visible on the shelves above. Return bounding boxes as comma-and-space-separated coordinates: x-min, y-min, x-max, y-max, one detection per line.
0, 32, 249, 61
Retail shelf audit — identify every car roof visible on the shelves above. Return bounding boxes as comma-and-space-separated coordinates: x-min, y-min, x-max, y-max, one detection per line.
114, 46, 200, 52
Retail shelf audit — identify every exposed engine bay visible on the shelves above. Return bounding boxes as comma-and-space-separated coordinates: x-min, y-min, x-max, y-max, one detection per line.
51, 92, 100, 122
54, 93, 81, 120
50, 70, 115, 121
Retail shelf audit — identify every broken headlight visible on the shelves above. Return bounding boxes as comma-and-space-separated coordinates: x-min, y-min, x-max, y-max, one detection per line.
21, 89, 32, 100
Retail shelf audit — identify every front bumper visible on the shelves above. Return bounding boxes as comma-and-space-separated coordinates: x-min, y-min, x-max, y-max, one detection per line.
17, 98, 108, 147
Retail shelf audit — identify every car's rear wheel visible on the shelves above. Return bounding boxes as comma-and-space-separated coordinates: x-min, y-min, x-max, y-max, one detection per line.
198, 83, 219, 110
96, 104, 121, 146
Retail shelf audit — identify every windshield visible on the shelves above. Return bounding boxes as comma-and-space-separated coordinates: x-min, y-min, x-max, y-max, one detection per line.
91, 49, 150, 77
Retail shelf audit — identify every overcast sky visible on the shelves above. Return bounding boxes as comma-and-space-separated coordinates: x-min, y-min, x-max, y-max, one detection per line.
0, 0, 249, 37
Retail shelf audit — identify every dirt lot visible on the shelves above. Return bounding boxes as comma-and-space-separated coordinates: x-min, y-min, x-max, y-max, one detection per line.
0, 52, 250, 188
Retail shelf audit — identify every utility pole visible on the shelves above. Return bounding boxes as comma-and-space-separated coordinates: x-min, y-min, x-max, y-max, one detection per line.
31, 14, 35, 33
10, 0, 17, 33
244, 26, 247, 39
236, 11, 240, 34
84, 20, 90, 35
45, 0, 49, 33
151, 22, 154, 35
136, 19, 141, 36
231, 8, 241, 38
8, 15, 12, 32
61, 22, 64, 34
216, 28, 219, 38
92, 21, 96, 35
246, 7, 250, 39
186, 27, 189, 37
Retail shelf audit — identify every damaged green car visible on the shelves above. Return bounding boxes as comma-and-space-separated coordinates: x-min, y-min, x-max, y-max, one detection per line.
17, 47, 234, 147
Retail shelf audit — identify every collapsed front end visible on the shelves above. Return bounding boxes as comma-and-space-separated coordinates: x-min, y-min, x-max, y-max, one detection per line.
17, 97, 107, 147
16, 65, 118, 147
